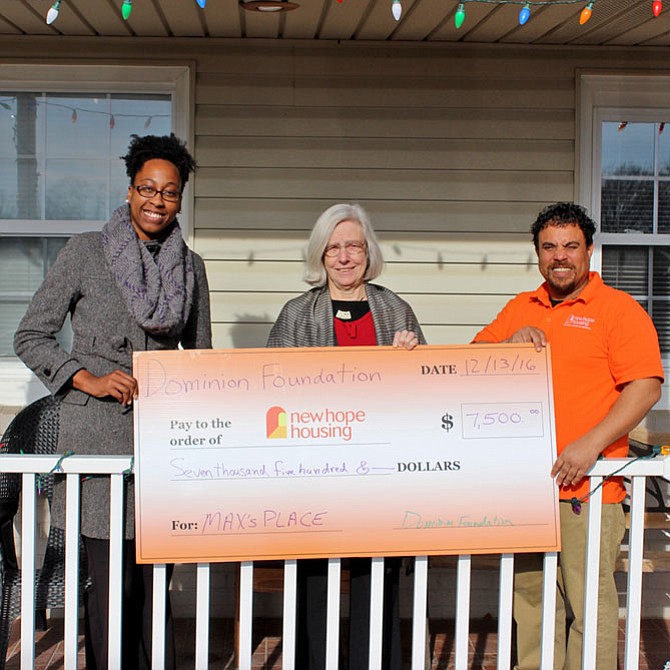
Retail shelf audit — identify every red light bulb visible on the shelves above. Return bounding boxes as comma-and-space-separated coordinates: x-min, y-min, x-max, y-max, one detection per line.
652, 0, 662, 17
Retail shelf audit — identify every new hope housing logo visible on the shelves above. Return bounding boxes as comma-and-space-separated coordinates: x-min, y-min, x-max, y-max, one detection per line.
266, 405, 367, 442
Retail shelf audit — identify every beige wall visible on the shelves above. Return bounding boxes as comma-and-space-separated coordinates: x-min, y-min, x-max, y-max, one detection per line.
3, 38, 668, 351
2, 38, 669, 619
193, 43, 576, 347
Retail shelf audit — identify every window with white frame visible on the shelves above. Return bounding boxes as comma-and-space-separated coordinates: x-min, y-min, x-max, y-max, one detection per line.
579, 74, 670, 359
0, 65, 191, 361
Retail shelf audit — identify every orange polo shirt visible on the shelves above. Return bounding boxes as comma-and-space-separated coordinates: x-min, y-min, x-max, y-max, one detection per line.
473, 272, 664, 503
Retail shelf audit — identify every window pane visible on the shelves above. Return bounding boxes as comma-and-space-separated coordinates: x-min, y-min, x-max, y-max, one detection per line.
0, 237, 68, 357
0, 93, 44, 219
600, 119, 670, 356
601, 122, 654, 176
0, 238, 47, 294
0, 302, 32, 358
602, 246, 668, 352
660, 181, 670, 234
650, 301, 670, 353
653, 245, 670, 363
653, 247, 670, 296
600, 179, 653, 233
46, 95, 110, 158
45, 158, 109, 220
601, 246, 649, 296
110, 94, 172, 156
0, 92, 171, 222
660, 123, 670, 176
1, 87, 172, 359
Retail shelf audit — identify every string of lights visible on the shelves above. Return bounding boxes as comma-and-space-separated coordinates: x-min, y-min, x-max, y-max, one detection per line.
389, 0, 664, 25
45, 0, 208, 24
42, 0, 664, 26
450, 0, 599, 27
0, 97, 170, 130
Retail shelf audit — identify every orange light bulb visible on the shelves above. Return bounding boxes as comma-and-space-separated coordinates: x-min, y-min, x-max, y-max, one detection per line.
579, 2, 593, 24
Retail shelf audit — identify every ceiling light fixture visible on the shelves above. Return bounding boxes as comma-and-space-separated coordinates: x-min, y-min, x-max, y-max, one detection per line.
239, 0, 300, 12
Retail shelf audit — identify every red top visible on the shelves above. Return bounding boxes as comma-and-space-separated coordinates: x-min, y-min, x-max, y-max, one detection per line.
334, 310, 377, 346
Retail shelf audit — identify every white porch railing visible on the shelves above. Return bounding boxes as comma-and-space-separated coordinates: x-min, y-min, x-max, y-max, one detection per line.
1, 453, 668, 670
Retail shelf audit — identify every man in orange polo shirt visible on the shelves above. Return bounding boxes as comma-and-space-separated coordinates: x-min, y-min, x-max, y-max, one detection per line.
473, 202, 663, 670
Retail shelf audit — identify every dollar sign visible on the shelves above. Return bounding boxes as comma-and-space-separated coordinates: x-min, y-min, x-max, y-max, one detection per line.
441, 413, 454, 432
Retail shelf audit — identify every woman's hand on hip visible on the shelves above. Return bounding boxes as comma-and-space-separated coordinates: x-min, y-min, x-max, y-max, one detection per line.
72, 369, 138, 406
392, 330, 420, 351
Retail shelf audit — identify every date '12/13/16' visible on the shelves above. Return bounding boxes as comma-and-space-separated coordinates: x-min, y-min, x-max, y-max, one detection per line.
465, 354, 537, 376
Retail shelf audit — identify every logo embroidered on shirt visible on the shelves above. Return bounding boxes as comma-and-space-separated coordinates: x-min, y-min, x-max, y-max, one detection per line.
564, 314, 595, 330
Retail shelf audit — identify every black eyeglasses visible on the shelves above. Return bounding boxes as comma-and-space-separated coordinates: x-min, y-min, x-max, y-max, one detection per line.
133, 184, 182, 203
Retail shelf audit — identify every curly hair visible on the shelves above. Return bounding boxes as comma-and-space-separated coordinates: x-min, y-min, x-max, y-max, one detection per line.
122, 133, 196, 189
530, 202, 596, 249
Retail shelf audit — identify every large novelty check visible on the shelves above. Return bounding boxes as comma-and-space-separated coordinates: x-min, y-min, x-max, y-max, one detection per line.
133, 344, 560, 563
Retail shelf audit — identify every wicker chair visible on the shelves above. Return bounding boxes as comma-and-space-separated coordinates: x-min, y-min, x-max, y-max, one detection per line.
0, 395, 89, 670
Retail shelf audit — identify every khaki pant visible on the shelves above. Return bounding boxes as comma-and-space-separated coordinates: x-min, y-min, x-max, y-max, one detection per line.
513, 502, 625, 670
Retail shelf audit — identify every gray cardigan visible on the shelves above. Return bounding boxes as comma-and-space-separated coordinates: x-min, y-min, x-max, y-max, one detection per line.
267, 283, 426, 348
14, 231, 212, 539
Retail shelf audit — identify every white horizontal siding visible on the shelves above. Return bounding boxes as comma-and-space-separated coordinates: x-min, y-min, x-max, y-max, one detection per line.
192, 42, 576, 349
188, 44, 632, 348
196, 106, 575, 140
200, 232, 538, 347
211, 323, 481, 350
189, 46, 620, 347
195, 199, 553, 233
3, 39, 668, 351
196, 168, 573, 204
2, 37, 669, 621
205, 260, 538, 294
211, 291, 520, 335
197, 137, 574, 171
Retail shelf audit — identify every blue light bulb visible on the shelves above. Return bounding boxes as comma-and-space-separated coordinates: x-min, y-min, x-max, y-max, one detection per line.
519, 4, 531, 25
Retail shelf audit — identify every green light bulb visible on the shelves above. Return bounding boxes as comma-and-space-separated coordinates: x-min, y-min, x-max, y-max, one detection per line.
454, 3, 466, 29
122, 0, 132, 20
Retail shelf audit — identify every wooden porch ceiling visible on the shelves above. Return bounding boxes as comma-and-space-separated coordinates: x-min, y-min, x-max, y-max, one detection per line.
1, 0, 669, 47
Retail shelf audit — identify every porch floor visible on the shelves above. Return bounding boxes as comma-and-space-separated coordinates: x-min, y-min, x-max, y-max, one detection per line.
5, 616, 669, 669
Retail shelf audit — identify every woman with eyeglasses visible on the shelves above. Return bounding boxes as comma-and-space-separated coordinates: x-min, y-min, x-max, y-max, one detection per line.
267, 203, 425, 670
14, 133, 211, 670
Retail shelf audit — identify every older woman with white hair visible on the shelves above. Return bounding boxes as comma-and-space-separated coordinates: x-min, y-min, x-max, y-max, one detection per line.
268, 203, 424, 350
267, 203, 425, 670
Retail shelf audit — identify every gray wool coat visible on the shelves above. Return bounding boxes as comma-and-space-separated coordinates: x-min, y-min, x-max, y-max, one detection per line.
266, 283, 426, 348
14, 230, 212, 539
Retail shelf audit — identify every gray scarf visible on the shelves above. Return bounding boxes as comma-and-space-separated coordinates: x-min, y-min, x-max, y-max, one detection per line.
102, 204, 195, 336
